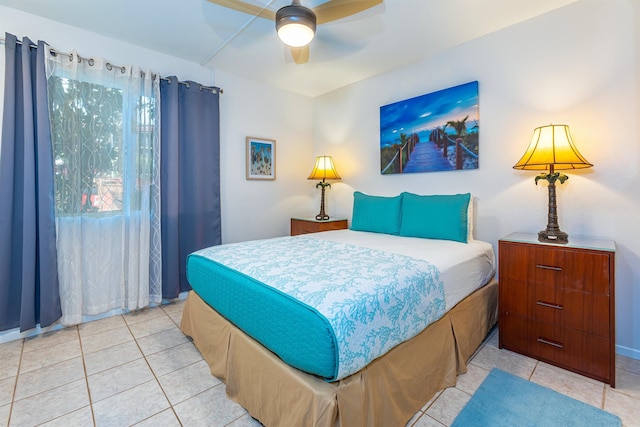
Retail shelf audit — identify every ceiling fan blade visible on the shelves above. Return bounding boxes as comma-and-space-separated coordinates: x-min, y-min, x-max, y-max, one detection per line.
313, 0, 382, 24
289, 45, 310, 64
206, 0, 276, 20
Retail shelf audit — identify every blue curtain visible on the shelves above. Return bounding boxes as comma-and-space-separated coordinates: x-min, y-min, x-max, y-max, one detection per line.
0, 34, 61, 332
160, 78, 221, 299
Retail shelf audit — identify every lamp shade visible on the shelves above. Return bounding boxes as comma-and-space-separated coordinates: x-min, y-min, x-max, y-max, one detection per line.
276, 3, 316, 47
513, 124, 593, 171
308, 156, 341, 180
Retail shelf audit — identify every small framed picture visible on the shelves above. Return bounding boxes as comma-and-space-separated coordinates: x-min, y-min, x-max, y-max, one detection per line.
246, 137, 276, 180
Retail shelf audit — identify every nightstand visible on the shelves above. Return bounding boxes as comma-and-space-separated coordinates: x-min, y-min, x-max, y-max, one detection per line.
498, 232, 616, 387
290, 217, 348, 236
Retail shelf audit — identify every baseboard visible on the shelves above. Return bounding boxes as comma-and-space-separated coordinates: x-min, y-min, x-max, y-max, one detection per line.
0, 291, 189, 345
616, 344, 640, 361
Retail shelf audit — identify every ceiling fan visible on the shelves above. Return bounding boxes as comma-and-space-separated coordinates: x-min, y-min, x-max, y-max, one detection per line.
206, 0, 383, 64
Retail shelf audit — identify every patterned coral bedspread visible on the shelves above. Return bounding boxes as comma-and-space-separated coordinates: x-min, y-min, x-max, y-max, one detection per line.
191, 236, 445, 381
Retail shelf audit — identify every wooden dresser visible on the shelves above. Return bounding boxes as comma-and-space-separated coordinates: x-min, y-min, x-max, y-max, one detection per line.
498, 232, 616, 386
290, 218, 348, 236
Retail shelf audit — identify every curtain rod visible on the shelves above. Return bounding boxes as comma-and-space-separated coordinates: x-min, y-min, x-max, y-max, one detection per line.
0, 37, 223, 94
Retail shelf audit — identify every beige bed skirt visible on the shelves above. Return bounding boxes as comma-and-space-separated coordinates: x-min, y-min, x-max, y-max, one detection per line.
180, 277, 498, 427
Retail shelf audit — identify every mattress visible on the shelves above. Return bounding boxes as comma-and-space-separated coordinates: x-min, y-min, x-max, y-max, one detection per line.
311, 229, 496, 309
187, 231, 495, 381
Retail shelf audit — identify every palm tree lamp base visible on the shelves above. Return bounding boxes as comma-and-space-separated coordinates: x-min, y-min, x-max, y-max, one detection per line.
537, 177, 569, 244
315, 181, 330, 221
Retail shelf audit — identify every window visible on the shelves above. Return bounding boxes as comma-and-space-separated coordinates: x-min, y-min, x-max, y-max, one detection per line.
47, 75, 156, 215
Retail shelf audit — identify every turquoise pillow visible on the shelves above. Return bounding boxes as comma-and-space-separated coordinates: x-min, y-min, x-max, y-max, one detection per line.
350, 192, 402, 235
399, 193, 470, 243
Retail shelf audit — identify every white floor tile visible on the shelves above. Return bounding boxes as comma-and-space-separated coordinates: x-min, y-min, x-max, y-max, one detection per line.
161, 300, 186, 317
158, 359, 222, 405
0, 377, 15, 407
134, 408, 182, 426
530, 362, 605, 408
617, 354, 640, 376
83, 340, 143, 376
127, 316, 177, 340
425, 386, 471, 426
79, 315, 127, 338
22, 327, 78, 353
146, 341, 203, 377
604, 387, 640, 427
0, 339, 22, 358
227, 413, 265, 427
173, 384, 247, 427
39, 405, 94, 427
0, 403, 10, 427
0, 340, 22, 381
19, 338, 82, 374
93, 380, 170, 426
421, 389, 443, 412
123, 307, 167, 325
469, 344, 537, 380
136, 327, 190, 356
410, 413, 446, 427
14, 356, 85, 400
88, 358, 155, 403
454, 363, 490, 395
10, 379, 89, 426
80, 326, 134, 355
609, 368, 640, 401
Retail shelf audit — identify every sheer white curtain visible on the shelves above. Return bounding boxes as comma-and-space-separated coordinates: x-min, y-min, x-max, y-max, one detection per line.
45, 49, 162, 325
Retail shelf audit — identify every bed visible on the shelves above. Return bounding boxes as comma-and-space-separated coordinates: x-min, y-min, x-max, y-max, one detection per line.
180, 192, 498, 426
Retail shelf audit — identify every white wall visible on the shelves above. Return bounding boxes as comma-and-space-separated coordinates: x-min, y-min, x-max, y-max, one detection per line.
314, 0, 640, 358
0, 6, 314, 244
215, 69, 315, 242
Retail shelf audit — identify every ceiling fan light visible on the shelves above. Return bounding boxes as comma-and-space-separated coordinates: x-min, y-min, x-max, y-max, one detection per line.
276, 3, 316, 47
277, 23, 315, 47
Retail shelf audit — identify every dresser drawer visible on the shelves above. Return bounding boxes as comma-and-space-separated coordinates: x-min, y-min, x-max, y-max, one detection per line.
500, 278, 610, 337
290, 218, 348, 236
533, 282, 610, 337
499, 243, 610, 294
501, 314, 612, 383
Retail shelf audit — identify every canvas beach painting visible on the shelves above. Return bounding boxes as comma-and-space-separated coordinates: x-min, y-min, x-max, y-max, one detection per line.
380, 81, 479, 174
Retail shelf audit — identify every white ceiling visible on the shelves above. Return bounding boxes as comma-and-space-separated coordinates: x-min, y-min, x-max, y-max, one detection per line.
0, 0, 578, 97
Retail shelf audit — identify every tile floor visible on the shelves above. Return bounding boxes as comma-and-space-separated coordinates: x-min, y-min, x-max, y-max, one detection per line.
1, 300, 639, 426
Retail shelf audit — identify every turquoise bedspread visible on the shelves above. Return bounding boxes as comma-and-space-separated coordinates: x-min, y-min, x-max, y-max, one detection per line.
188, 236, 445, 381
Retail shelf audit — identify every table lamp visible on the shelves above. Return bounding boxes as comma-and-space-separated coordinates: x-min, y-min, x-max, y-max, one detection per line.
513, 124, 593, 244
308, 156, 341, 221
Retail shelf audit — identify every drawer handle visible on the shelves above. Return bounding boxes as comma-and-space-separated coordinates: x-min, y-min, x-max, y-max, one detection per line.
536, 264, 562, 271
537, 337, 564, 349
536, 301, 563, 310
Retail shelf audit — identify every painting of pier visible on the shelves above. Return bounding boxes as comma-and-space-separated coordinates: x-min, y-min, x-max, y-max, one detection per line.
380, 81, 479, 174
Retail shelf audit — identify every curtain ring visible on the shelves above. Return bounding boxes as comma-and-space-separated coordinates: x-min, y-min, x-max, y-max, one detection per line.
77, 55, 81, 63
88, 58, 95, 66
106, 63, 112, 70
68, 53, 74, 62
121, 66, 126, 74
185, 82, 190, 89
